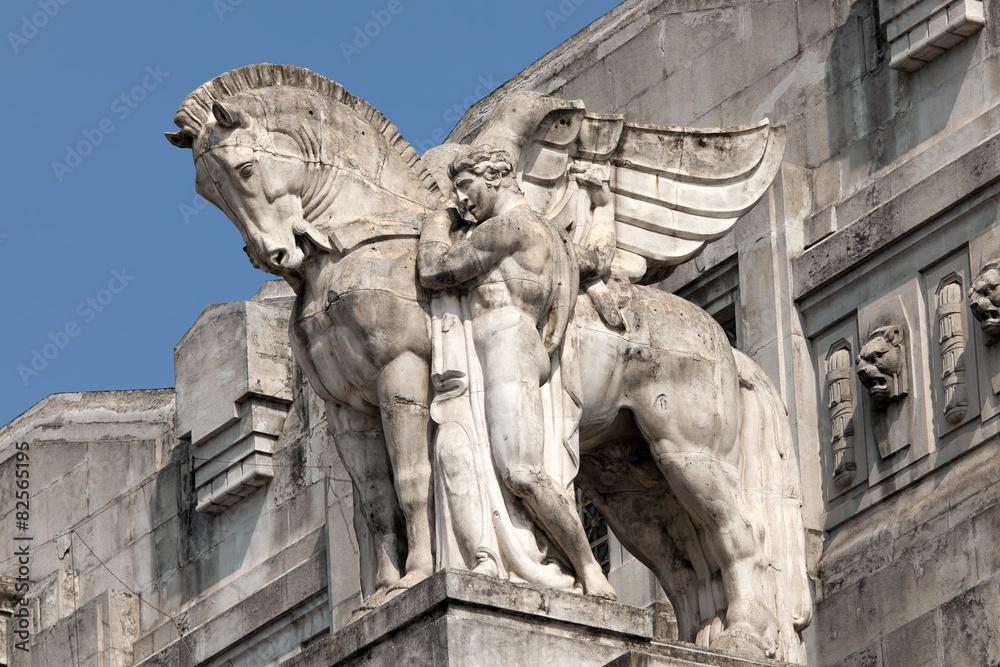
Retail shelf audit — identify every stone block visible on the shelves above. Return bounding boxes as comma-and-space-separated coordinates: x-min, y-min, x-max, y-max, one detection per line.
826, 17, 866, 94
828, 641, 883, 667
660, 7, 740, 78
690, 37, 749, 120
607, 552, 660, 610
174, 300, 292, 445
557, 62, 617, 115
284, 569, 785, 667
805, 206, 837, 249
39, 463, 89, 542
880, 609, 941, 666
743, 2, 800, 84
798, 0, 835, 50
30, 441, 87, 494
605, 18, 665, 104
627, 67, 695, 128
940, 574, 1000, 666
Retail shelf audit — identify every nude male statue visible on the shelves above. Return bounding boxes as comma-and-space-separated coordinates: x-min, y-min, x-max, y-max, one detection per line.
417, 147, 616, 599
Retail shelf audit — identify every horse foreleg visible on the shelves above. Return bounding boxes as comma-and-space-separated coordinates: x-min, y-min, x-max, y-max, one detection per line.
326, 401, 405, 597
378, 351, 434, 590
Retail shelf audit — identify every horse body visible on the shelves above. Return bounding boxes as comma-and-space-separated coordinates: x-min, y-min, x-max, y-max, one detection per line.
169, 67, 809, 661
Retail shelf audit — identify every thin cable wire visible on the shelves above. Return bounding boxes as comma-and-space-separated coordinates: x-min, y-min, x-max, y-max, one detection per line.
69, 533, 82, 666
73, 530, 196, 663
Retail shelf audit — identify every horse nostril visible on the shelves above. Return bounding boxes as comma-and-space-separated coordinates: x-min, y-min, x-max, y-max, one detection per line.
272, 250, 286, 266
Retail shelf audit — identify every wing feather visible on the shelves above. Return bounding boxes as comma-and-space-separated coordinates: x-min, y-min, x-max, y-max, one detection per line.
465, 92, 785, 283
612, 120, 785, 279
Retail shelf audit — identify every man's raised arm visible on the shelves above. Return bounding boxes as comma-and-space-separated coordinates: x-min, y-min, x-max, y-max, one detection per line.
418, 209, 517, 290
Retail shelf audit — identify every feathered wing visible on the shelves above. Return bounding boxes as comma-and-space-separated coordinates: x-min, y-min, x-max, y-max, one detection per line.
468, 92, 785, 284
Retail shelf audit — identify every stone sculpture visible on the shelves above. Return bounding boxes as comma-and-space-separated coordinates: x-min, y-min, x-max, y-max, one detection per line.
826, 342, 857, 488
935, 277, 968, 424
166, 64, 811, 661
856, 326, 910, 408
970, 259, 1000, 341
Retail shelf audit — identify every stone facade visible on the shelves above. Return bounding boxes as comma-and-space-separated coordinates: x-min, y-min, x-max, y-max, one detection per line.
5, 0, 1000, 664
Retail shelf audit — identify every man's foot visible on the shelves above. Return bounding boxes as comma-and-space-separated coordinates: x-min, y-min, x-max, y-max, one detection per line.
388, 568, 432, 593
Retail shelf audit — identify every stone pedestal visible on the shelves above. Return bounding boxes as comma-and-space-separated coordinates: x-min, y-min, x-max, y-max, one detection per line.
282, 570, 789, 667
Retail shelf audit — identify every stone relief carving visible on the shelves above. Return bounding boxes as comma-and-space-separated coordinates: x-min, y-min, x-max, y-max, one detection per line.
857, 324, 912, 459
856, 326, 909, 407
166, 64, 811, 662
826, 341, 857, 488
936, 276, 968, 424
969, 259, 1000, 343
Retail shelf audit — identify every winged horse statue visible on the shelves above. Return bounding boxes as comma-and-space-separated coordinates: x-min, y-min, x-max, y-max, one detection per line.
166, 64, 811, 662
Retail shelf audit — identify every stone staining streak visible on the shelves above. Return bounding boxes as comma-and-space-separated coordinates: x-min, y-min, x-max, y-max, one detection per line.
827, 343, 857, 488
936, 278, 968, 424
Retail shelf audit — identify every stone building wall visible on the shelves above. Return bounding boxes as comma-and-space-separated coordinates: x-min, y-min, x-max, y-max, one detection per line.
0, 282, 362, 666
448, 0, 1000, 664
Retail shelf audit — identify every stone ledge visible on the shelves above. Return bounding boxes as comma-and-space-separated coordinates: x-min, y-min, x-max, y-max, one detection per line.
283, 569, 791, 667
881, 0, 985, 72
793, 129, 1000, 299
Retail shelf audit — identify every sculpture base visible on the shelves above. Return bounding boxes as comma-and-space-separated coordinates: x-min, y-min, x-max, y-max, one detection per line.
281, 569, 789, 667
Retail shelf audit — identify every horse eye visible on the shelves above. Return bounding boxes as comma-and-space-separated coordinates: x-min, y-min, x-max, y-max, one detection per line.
238, 162, 253, 179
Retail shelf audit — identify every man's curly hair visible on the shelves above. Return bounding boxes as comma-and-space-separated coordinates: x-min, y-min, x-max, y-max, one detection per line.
448, 146, 522, 192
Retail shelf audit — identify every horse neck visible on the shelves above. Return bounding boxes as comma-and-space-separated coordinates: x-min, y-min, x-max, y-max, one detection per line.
303, 162, 425, 228
300, 105, 432, 235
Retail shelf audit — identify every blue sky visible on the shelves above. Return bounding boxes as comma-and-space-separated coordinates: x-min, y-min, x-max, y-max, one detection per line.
0, 0, 622, 426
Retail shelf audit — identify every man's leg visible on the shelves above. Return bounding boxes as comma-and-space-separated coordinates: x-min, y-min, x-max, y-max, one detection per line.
479, 323, 616, 598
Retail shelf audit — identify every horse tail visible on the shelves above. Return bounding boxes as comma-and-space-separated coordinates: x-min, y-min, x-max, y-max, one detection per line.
733, 350, 812, 664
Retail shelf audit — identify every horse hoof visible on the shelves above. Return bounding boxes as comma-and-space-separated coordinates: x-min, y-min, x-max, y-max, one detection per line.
710, 625, 776, 661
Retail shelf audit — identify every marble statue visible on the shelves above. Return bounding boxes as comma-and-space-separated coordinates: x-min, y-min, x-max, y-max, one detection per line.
166, 64, 811, 661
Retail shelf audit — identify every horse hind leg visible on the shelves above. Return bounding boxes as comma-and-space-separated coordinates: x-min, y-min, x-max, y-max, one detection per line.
576, 443, 705, 642
632, 398, 779, 660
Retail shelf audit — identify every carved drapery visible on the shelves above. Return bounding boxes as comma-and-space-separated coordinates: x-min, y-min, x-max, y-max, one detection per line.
826, 343, 857, 488
936, 278, 968, 424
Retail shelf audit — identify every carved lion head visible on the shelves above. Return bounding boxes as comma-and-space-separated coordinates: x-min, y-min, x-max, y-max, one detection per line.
969, 260, 1000, 338
856, 326, 908, 407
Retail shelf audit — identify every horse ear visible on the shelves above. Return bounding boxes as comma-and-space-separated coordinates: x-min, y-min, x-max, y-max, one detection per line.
213, 100, 240, 128
164, 131, 193, 149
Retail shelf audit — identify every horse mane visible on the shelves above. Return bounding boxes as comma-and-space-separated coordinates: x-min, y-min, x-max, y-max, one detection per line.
172, 63, 440, 196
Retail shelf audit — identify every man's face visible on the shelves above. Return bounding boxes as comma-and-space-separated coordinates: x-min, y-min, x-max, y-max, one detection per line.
453, 170, 497, 222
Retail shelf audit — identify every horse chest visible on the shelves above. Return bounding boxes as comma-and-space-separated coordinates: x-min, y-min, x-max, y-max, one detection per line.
291, 302, 381, 414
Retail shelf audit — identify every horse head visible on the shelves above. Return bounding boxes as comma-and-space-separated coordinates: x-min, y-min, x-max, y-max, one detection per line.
166, 64, 441, 288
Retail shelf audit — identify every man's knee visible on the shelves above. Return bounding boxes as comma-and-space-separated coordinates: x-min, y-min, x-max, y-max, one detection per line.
502, 465, 546, 498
